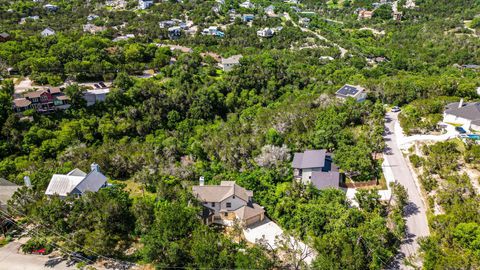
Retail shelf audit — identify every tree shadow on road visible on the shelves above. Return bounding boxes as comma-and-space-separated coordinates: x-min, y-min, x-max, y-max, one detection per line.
44, 256, 66, 268
403, 202, 420, 218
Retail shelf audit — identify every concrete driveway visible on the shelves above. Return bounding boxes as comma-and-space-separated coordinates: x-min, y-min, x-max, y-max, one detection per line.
384, 112, 430, 269
0, 241, 74, 270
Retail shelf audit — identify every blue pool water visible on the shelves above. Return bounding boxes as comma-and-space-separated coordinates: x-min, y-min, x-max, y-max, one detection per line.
467, 134, 480, 140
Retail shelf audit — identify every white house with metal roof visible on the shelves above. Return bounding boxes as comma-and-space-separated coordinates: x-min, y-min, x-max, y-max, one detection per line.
335, 84, 366, 102
45, 163, 107, 198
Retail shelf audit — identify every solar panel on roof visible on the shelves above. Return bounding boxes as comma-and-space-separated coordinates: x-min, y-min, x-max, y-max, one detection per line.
338, 85, 359, 96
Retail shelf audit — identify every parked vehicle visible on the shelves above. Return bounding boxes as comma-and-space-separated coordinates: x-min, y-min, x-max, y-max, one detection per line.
391, 106, 401, 112
455, 126, 467, 134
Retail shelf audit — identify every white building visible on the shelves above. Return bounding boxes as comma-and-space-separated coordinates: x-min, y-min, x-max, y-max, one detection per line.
220, 55, 242, 72
443, 100, 480, 131
138, 0, 154, 9
41, 27, 56, 37
292, 149, 341, 189
257, 28, 274, 38
83, 89, 110, 106
45, 163, 108, 198
239, 1, 255, 9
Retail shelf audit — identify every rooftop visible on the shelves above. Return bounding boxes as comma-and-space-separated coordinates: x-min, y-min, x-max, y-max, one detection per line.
292, 149, 327, 169
192, 181, 253, 203
336, 84, 365, 98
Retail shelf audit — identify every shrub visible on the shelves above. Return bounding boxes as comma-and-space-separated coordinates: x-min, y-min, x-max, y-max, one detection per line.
21, 238, 54, 254
409, 154, 423, 168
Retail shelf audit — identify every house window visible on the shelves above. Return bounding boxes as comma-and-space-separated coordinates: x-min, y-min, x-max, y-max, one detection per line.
224, 212, 228, 217
232, 195, 235, 199
211, 202, 215, 207
226, 202, 231, 208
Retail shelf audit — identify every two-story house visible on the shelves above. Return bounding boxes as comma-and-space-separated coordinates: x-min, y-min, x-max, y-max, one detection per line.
292, 149, 342, 190
192, 181, 265, 226
13, 88, 70, 113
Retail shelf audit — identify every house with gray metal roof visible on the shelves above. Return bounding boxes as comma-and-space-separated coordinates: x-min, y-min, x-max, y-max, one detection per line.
192, 181, 265, 226
45, 163, 107, 198
444, 100, 480, 131
0, 179, 20, 210
335, 84, 367, 102
292, 150, 342, 190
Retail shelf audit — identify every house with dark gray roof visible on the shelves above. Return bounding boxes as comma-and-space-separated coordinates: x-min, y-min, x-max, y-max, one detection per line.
444, 99, 480, 131
192, 181, 265, 226
335, 84, 366, 102
292, 150, 342, 190
45, 163, 107, 198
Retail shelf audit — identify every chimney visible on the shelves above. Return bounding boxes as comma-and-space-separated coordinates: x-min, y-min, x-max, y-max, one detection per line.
199, 176, 205, 186
91, 162, 100, 172
459, 98, 464, 108
23, 176, 31, 187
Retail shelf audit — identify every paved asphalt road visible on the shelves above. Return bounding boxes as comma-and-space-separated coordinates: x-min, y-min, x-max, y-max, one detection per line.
0, 241, 74, 270
384, 112, 430, 269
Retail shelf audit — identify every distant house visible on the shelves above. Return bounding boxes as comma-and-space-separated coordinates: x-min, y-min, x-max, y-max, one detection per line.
335, 84, 367, 102
292, 149, 342, 190
202, 26, 224, 37
159, 20, 175, 28
138, 0, 154, 9
45, 163, 108, 198
13, 88, 70, 113
264, 5, 275, 17
298, 17, 311, 25
358, 10, 373, 20
83, 88, 110, 106
83, 23, 106, 34
43, 4, 59, 12
20, 15, 40, 24
168, 26, 182, 39
392, 11, 403, 21
239, 1, 255, 9
113, 34, 135, 42
220, 55, 242, 72
444, 100, 480, 131
242, 14, 254, 22
192, 181, 265, 226
41, 28, 56, 37
257, 27, 274, 38
0, 178, 20, 211
87, 14, 99, 21
0, 33, 11, 42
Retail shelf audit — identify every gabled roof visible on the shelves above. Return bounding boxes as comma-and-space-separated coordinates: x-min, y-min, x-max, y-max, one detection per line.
13, 98, 32, 108
73, 170, 107, 194
0, 33, 10, 38
24, 90, 49, 99
45, 174, 85, 197
45, 168, 107, 197
234, 203, 264, 220
221, 54, 243, 65
310, 171, 340, 189
445, 102, 480, 121
0, 178, 20, 209
192, 181, 253, 203
292, 149, 327, 169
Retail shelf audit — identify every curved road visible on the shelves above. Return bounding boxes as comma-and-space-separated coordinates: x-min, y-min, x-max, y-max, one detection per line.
384, 112, 429, 269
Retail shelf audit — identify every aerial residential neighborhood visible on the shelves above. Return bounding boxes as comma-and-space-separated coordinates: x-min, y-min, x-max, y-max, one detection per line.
0, 0, 478, 269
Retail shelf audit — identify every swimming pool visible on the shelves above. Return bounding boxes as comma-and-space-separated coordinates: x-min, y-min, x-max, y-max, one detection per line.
467, 134, 480, 140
